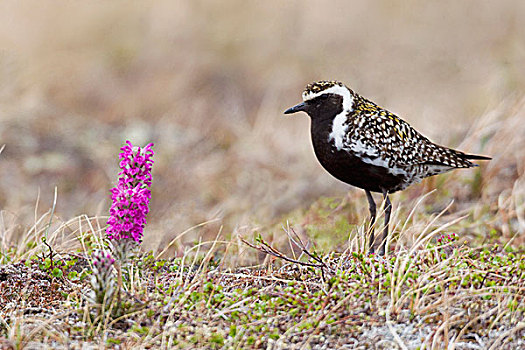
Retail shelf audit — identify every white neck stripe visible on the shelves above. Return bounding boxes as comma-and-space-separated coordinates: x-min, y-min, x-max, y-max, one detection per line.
303, 85, 354, 151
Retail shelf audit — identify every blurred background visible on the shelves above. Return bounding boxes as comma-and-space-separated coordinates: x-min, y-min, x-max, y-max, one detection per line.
0, 1, 524, 253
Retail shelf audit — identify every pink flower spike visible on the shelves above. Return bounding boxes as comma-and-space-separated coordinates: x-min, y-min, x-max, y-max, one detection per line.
106, 140, 154, 243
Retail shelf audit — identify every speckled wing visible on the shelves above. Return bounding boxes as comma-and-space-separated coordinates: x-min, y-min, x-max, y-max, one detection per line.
343, 101, 476, 179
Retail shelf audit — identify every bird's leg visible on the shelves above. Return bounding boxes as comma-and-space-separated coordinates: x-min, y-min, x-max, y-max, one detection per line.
379, 190, 392, 256
365, 190, 376, 254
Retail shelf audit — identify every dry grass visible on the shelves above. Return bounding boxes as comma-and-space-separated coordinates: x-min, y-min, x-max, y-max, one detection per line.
0, 205, 523, 349
0, 1, 524, 348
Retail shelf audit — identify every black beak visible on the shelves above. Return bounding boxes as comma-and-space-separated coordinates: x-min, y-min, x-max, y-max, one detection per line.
284, 102, 306, 115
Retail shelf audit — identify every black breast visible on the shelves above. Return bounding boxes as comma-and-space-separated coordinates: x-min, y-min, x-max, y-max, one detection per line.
310, 119, 405, 193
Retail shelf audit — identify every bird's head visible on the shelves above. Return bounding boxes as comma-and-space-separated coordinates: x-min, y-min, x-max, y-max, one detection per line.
284, 81, 354, 121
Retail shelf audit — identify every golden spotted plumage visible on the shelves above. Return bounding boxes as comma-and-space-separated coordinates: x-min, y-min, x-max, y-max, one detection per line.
303, 81, 481, 179
304, 81, 342, 94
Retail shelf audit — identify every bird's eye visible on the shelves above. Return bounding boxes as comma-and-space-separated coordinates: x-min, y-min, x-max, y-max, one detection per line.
313, 95, 329, 106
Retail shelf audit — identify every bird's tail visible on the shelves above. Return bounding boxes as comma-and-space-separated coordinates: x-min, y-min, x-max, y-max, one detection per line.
425, 144, 491, 169
462, 153, 492, 161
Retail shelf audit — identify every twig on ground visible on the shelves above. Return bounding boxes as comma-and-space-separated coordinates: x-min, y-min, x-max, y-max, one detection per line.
240, 234, 334, 279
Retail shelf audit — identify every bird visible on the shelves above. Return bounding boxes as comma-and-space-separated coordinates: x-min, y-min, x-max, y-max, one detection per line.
284, 80, 490, 256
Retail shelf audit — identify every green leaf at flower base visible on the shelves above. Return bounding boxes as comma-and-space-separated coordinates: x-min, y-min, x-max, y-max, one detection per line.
67, 270, 79, 281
